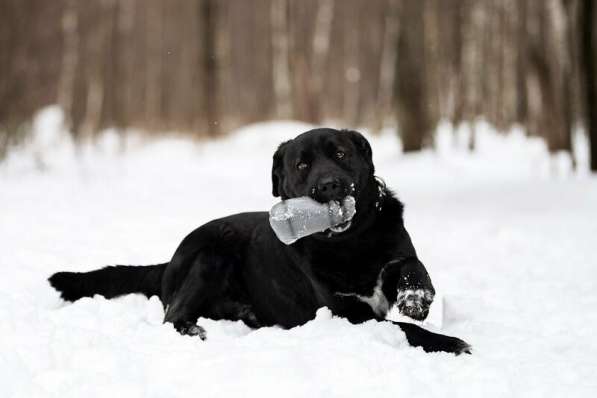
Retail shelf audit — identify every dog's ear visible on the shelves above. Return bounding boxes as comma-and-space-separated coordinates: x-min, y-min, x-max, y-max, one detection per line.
345, 130, 374, 173
272, 141, 290, 197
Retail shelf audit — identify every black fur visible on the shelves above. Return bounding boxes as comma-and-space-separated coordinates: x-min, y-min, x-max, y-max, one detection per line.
49, 263, 167, 301
49, 128, 471, 355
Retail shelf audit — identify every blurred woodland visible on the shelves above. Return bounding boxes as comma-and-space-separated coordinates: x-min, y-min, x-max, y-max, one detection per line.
0, 0, 596, 170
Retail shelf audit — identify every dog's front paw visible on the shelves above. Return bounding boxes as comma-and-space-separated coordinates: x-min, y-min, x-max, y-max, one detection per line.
396, 288, 434, 321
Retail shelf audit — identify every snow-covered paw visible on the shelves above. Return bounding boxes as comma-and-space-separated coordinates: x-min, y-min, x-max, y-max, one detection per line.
174, 321, 207, 340
396, 288, 434, 321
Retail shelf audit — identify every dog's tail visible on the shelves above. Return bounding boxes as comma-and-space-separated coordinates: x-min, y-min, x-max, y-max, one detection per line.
48, 263, 168, 302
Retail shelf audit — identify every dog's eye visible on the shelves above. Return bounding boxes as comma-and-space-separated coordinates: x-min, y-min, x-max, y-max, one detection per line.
335, 150, 346, 160
297, 162, 309, 170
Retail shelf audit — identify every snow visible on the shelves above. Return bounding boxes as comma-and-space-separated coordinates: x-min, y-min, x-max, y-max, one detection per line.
1, 107, 597, 397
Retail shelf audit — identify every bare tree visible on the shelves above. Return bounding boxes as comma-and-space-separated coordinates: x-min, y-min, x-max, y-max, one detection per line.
271, 0, 292, 119
199, 0, 219, 136
311, 0, 334, 121
395, 0, 433, 152
374, 0, 399, 132
57, 0, 78, 132
580, 0, 596, 171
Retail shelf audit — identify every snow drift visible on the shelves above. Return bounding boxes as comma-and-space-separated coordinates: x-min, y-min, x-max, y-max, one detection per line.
1, 108, 596, 397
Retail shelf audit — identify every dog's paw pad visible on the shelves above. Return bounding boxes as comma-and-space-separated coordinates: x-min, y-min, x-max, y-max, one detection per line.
396, 288, 434, 321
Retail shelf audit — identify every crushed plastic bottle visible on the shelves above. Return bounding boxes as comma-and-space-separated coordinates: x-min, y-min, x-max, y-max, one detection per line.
269, 196, 356, 245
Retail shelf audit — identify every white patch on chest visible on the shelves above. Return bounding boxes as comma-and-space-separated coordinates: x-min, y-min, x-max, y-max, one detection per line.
335, 265, 390, 317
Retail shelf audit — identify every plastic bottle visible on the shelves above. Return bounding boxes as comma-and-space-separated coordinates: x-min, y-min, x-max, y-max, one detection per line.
269, 196, 356, 245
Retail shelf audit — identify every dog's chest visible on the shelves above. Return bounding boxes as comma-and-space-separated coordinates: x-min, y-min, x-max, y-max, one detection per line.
332, 265, 390, 317
301, 244, 401, 317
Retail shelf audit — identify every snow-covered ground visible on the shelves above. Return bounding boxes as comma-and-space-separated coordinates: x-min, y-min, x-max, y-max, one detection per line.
1, 108, 596, 397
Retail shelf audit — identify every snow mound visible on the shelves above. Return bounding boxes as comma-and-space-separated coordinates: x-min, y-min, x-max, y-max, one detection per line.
1, 112, 597, 397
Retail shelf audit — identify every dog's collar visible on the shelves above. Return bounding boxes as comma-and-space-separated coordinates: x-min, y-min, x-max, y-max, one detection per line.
374, 176, 386, 212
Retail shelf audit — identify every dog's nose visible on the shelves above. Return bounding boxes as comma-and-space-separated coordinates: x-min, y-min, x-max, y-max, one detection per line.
315, 177, 345, 202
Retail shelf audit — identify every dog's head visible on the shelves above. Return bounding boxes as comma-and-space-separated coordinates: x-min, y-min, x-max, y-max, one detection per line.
271, 128, 378, 236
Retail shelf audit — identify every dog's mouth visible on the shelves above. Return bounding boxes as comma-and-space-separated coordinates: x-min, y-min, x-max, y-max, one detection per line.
328, 220, 352, 234
325, 196, 356, 235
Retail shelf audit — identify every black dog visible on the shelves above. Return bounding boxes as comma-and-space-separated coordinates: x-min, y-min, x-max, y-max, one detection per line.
49, 128, 470, 354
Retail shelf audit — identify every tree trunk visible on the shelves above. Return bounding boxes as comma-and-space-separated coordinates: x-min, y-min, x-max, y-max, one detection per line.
343, 4, 360, 126
271, 0, 292, 119
200, 0, 219, 137
57, 0, 78, 132
451, 0, 466, 128
527, 1, 572, 154
581, 0, 596, 171
516, 0, 528, 125
81, 1, 110, 137
374, 0, 399, 133
311, 0, 334, 121
145, 0, 163, 129
395, 0, 431, 152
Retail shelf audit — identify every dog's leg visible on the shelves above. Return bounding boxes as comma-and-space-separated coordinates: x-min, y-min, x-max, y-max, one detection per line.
208, 300, 261, 328
391, 321, 471, 355
163, 250, 235, 339
395, 258, 435, 321
336, 303, 471, 354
